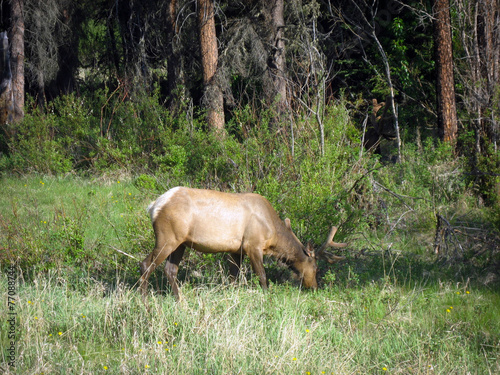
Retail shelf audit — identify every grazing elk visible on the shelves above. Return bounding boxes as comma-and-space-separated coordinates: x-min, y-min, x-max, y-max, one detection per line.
139, 187, 346, 300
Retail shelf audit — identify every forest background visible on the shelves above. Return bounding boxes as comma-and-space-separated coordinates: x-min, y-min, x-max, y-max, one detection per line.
0, 0, 499, 374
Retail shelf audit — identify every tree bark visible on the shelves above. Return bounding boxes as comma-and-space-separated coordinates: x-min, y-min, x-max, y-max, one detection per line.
268, 0, 287, 115
197, 0, 224, 132
0, 32, 14, 153
433, 0, 458, 143
477, 0, 500, 151
165, 0, 185, 110
10, 0, 24, 123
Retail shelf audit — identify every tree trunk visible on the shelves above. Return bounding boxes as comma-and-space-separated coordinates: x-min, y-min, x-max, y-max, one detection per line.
197, 0, 224, 132
433, 0, 458, 143
477, 0, 500, 151
10, 0, 24, 123
0, 32, 14, 154
165, 0, 185, 110
268, 0, 287, 115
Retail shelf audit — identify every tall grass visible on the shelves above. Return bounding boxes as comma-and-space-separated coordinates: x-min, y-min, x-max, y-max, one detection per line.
1, 269, 499, 374
0, 175, 153, 273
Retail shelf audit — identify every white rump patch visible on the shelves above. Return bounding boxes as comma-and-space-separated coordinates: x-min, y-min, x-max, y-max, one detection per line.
148, 187, 181, 222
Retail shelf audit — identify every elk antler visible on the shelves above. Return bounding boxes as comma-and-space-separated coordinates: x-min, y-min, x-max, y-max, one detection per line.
315, 226, 347, 263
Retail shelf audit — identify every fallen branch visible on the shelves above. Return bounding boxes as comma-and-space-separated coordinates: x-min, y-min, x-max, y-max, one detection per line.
108, 245, 140, 261
434, 213, 464, 261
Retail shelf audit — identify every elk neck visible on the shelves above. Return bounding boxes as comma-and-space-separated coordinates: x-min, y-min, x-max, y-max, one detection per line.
272, 221, 309, 264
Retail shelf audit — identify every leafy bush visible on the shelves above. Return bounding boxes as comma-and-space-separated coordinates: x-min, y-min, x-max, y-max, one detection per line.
6, 107, 73, 174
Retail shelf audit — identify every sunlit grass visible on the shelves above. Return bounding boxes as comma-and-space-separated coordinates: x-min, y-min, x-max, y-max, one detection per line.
1, 270, 499, 374
0, 175, 145, 240
0, 175, 151, 279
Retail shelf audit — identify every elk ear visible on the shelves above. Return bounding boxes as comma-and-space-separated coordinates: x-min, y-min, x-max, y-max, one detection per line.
305, 241, 315, 257
285, 218, 292, 230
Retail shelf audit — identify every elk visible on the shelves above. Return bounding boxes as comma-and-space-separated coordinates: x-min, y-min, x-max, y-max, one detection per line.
139, 187, 347, 300
363, 97, 396, 153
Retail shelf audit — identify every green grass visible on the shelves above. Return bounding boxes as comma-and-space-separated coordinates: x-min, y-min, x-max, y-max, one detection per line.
1, 271, 499, 374
0, 175, 153, 276
1, 175, 499, 374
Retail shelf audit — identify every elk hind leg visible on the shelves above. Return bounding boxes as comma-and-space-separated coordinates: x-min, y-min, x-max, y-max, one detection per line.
164, 245, 186, 300
228, 250, 245, 283
139, 236, 178, 298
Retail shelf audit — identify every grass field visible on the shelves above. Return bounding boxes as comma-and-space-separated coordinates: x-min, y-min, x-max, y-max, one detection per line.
1, 176, 499, 374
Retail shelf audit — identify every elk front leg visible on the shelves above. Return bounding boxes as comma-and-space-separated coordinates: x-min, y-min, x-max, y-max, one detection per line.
247, 249, 267, 291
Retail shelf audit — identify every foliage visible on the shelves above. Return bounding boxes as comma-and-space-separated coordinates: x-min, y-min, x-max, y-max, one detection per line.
3, 102, 74, 174
458, 129, 500, 207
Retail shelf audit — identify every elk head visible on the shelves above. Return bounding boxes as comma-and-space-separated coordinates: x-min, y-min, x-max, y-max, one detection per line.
284, 219, 347, 289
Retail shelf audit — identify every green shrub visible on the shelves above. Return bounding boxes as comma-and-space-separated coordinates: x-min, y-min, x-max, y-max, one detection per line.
134, 174, 158, 192
6, 108, 73, 174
